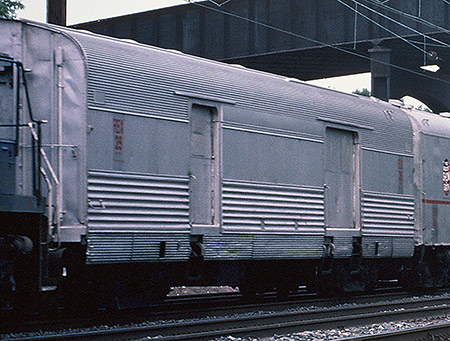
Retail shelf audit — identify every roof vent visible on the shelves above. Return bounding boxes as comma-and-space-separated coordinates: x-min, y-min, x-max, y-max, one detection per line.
167, 49, 183, 54
389, 99, 403, 108
440, 112, 450, 118
285, 77, 303, 84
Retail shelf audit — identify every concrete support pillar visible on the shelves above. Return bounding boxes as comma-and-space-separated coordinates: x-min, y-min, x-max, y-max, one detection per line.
47, 0, 67, 26
369, 45, 391, 102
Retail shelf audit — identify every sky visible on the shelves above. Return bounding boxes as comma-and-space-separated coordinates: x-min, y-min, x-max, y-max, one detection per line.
17, 0, 189, 25
15, 0, 432, 107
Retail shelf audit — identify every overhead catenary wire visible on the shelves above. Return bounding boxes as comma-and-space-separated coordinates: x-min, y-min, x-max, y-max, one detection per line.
366, 0, 450, 36
207, 0, 233, 6
346, 0, 450, 50
185, 0, 450, 86
336, 0, 432, 55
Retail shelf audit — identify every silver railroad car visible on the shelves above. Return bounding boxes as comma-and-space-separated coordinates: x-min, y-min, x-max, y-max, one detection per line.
0, 18, 448, 310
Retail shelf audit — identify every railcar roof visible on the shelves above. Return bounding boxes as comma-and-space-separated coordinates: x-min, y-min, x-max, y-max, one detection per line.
4, 18, 415, 154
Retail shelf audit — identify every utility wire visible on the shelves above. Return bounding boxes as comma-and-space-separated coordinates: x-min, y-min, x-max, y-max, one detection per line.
409, 40, 450, 48
207, 0, 233, 6
337, 0, 431, 55
366, 0, 450, 36
184, 0, 450, 86
346, 0, 450, 50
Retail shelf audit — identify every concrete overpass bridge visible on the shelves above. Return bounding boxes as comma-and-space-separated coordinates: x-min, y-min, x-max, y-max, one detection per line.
75, 0, 450, 112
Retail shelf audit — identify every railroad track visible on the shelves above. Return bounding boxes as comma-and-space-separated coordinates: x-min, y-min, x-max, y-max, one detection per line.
0, 286, 404, 335
3, 291, 450, 340
343, 322, 450, 340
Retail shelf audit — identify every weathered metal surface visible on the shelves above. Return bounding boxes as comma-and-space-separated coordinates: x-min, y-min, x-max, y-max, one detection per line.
86, 232, 191, 263
87, 170, 190, 232
1, 19, 437, 266
86, 170, 190, 263
222, 180, 325, 232
361, 191, 415, 237
405, 109, 450, 246
203, 234, 324, 260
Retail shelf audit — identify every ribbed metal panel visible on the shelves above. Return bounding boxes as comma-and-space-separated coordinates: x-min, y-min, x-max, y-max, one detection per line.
362, 236, 414, 258
222, 180, 325, 232
252, 234, 324, 259
362, 191, 415, 236
333, 236, 354, 257
87, 169, 190, 232
203, 234, 324, 260
86, 232, 191, 264
203, 235, 253, 259
393, 237, 415, 257
363, 236, 393, 258
86, 170, 190, 263
64, 29, 413, 155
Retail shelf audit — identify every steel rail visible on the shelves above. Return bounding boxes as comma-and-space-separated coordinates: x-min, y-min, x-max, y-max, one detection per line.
5, 294, 450, 340
342, 322, 450, 340
0, 286, 405, 333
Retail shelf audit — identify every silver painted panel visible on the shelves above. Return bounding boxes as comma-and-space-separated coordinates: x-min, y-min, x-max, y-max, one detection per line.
333, 236, 355, 257
203, 234, 324, 260
362, 150, 414, 196
0, 20, 88, 228
361, 191, 415, 237
87, 169, 190, 232
86, 170, 190, 263
362, 236, 414, 258
420, 133, 450, 245
0, 20, 422, 264
223, 129, 324, 187
222, 180, 325, 233
325, 128, 355, 228
190, 105, 214, 225
62, 25, 413, 157
86, 232, 191, 264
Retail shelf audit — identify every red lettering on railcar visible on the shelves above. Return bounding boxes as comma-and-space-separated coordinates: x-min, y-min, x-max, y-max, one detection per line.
113, 118, 124, 155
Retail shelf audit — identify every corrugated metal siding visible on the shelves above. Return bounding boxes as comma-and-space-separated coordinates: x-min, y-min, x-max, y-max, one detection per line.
203, 234, 324, 260
333, 236, 354, 257
361, 191, 415, 237
87, 169, 190, 232
362, 236, 414, 258
87, 232, 191, 264
393, 237, 415, 257
86, 170, 190, 263
252, 234, 324, 259
64, 29, 413, 155
222, 180, 325, 232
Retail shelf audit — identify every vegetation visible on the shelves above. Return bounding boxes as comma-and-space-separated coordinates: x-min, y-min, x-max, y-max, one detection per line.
352, 88, 371, 97
0, 0, 24, 19
416, 105, 432, 113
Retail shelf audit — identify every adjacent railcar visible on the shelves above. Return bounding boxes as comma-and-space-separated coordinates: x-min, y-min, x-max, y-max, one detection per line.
0, 18, 449, 310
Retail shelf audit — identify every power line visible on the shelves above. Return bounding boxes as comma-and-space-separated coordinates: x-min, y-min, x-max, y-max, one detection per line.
337, 0, 431, 55
184, 0, 450, 86
366, 0, 450, 36
206, 0, 233, 6
346, 0, 450, 50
